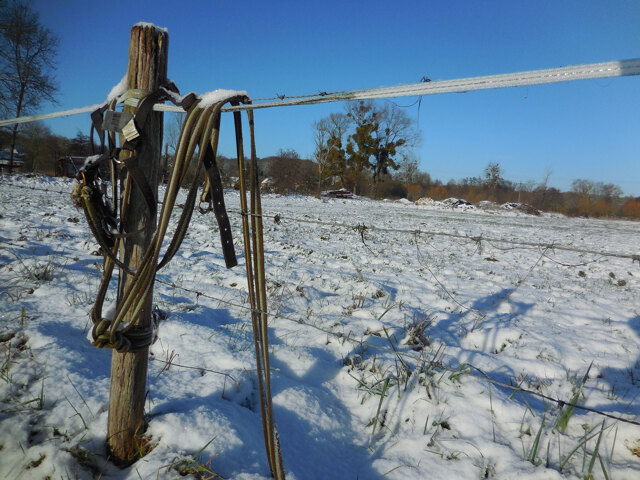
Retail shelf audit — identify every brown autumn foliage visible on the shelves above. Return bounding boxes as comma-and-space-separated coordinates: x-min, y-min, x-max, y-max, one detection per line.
621, 199, 640, 218
427, 185, 449, 200
405, 184, 425, 201
591, 199, 615, 217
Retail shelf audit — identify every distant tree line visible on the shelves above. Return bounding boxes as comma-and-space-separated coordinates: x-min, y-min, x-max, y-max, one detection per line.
0, 122, 91, 174
306, 100, 637, 218
1, 2, 636, 219
428, 163, 636, 218
3, 91, 637, 219
5, 120, 638, 219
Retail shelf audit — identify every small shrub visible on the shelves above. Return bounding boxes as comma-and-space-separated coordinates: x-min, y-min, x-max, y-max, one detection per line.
19, 259, 55, 282
404, 315, 431, 351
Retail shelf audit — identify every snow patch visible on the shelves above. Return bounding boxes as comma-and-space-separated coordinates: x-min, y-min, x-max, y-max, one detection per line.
105, 75, 127, 102
198, 89, 249, 108
133, 22, 168, 34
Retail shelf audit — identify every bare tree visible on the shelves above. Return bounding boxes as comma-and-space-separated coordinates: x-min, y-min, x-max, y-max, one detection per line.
536, 167, 553, 209
268, 148, 317, 195
0, 1, 59, 171
312, 112, 349, 195
163, 111, 184, 156
484, 162, 504, 193
162, 112, 185, 181
595, 182, 623, 202
396, 152, 419, 184
312, 119, 330, 196
571, 178, 595, 199
345, 100, 420, 186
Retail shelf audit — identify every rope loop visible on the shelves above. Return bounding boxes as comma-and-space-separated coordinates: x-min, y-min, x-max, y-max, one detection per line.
76, 84, 286, 477
91, 318, 153, 352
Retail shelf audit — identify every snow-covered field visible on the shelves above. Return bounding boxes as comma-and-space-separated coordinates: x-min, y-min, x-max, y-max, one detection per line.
1, 175, 639, 479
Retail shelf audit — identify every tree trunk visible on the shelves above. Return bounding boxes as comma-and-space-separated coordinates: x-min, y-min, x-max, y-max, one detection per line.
8, 87, 25, 174
8, 124, 18, 173
107, 24, 168, 465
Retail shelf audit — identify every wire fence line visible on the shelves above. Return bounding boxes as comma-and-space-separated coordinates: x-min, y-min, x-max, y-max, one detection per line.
2, 181, 639, 263
1, 58, 639, 128
8, 243, 638, 428
413, 238, 553, 330
0, 180, 73, 196
2, 183, 640, 430
228, 208, 640, 262
11, 287, 640, 429
0, 216, 571, 351
0, 196, 553, 346
147, 280, 640, 429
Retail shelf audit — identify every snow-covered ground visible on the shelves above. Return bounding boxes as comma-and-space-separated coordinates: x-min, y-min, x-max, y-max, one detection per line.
1, 175, 639, 479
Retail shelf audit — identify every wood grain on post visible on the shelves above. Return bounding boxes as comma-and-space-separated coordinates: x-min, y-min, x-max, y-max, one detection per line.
107, 24, 168, 464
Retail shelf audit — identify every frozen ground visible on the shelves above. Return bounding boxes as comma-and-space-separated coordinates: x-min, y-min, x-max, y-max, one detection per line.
1, 175, 639, 479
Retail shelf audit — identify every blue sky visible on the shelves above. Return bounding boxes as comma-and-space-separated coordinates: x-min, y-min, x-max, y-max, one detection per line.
30, 0, 640, 195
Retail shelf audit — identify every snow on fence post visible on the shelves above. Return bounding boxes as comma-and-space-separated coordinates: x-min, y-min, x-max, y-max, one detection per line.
107, 23, 168, 464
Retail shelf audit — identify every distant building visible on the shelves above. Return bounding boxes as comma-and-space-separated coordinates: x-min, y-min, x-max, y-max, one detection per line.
0, 151, 25, 172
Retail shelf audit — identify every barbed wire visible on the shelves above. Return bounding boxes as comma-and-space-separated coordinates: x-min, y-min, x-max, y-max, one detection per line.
0, 180, 73, 196
156, 279, 640, 428
227, 208, 640, 262
0, 230, 627, 413
416, 238, 558, 331
0, 228, 557, 360
0, 201, 554, 351
11, 293, 638, 427
466, 365, 640, 427
2, 216, 639, 428
2, 180, 639, 263
148, 356, 239, 384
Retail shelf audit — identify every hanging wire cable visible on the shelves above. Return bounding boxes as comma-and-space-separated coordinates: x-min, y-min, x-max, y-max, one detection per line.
1, 58, 639, 127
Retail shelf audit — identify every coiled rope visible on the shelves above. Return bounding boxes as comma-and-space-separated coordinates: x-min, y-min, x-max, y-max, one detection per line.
73, 86, 285, 478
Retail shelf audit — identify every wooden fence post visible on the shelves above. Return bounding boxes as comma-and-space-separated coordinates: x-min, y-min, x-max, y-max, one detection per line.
107, 24, 168, 464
